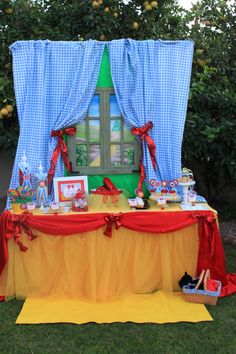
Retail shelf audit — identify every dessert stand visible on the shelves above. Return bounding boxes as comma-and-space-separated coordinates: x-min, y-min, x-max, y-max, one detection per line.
179, 181, 196, 205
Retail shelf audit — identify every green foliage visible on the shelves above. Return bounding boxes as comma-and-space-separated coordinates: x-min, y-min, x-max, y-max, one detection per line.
183, 0, 236, 201
0, 0, 235, 204
124, 147, 135, 166
76, 144, 88, 166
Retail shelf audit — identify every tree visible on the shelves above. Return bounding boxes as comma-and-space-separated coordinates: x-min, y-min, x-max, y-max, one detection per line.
183, 0, 236, 202
0, 0, 235, 207
0, 0, 187, 154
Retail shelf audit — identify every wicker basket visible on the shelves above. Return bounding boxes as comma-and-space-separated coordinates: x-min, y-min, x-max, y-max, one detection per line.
182, 269, 222, 306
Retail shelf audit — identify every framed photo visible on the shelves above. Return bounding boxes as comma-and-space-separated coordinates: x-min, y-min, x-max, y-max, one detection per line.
53, 176, 88, 205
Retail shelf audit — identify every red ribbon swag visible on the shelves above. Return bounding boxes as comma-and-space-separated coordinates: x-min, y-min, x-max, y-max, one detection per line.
131, 121, 157, 191
47, 127, 76, 187
0, 209, 236, 297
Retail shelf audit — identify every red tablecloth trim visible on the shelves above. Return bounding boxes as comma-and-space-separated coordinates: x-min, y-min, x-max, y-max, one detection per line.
0, 210, 235, 298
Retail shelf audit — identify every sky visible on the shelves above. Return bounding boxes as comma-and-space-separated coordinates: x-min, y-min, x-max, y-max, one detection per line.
178, 0, 199, 9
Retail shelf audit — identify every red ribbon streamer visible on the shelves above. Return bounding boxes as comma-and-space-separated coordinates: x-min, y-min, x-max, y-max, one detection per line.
19, 169, 23, 186
104, 213, 122, 237
193, 212, 216, 257
194, 212, 227, 288
47, 127, 76, 187
131, 121, 157, 191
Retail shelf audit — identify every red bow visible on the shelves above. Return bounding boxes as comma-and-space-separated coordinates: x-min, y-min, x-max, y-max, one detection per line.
194, 212, 216, 224
104, 213, 122, 237
6, 212, 37, 252
47, 127, 76, 188
131, 121, 157, 191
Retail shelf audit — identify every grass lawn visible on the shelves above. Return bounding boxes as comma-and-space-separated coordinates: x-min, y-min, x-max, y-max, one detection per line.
0, 245, 235, 354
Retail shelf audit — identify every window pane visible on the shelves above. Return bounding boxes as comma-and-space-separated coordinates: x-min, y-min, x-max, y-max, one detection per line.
123, 144, 135, 166
88, 95, 100, 117
89, 145, 101, 167
110, 95, 121, 117
76, 145, 87, 166
89, 120, 100, 143
124, 124, 135, 142
110, 120, 121, 142
76, 120, 86, 143
110, 145, 121, 166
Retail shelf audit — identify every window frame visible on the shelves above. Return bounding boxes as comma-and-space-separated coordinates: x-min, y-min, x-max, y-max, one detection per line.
68, 88, 140, 175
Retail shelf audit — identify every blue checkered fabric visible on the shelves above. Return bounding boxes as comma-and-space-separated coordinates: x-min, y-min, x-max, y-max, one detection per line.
8, 39, 194, 208
8, 40, 105, 203
107, 39, 194, 188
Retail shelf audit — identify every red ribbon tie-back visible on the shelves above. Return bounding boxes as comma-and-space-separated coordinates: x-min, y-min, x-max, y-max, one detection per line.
194, 212, 217, 257
131, 121, 157, 190
6, 213, 37, 252
104, 213, 122, 237
48, 127, 76, 187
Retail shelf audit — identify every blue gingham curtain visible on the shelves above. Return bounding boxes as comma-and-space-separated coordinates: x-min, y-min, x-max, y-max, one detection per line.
107, 39, 194, 187
9, 40, 105, 193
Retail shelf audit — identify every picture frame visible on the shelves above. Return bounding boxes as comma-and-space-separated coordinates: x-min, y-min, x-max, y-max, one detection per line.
53, 176, 89, 205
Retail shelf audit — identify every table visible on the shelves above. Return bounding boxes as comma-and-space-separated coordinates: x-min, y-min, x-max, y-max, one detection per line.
0, 198, 235, 301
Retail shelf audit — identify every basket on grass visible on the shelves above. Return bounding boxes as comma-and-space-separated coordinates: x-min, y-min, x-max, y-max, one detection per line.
182, 269, 221, 306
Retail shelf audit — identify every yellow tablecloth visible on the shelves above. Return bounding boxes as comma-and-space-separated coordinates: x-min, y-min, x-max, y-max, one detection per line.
0, 197, 212, 301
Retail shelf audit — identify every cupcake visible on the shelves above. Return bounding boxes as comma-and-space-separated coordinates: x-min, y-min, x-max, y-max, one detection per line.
161, 189, 168, 196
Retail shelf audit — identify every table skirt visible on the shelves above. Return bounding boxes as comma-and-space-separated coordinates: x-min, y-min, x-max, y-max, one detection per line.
0, 225, 198, 301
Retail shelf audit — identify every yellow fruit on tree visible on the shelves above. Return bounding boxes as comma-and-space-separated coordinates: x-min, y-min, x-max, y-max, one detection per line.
150, 1, 158, 8
6, 104, 14, 113
104, 6, 110, 12
195, 49, 204, 56
143, 1, 149, 6
5, 7, 14, 14
100, 34, 106, 41
97, 0, 103, 4
92, 1, 99, 8
0, 108, 9, 116
113, 12, 118, 18
5, 63, 11, 70
145, 4, 152, 11
132, 22, 139, 30
197, 59, 205, 67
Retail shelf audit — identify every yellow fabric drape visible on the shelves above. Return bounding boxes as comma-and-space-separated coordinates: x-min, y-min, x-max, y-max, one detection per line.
0, 224, 198, 301
16, 292, 213, 324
